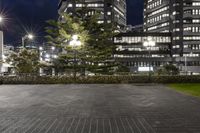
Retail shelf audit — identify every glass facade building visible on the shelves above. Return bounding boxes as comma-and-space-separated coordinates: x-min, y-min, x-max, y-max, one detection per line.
58, 0, 127, 30
114, 32, 172, 72
144, 0, 200, 74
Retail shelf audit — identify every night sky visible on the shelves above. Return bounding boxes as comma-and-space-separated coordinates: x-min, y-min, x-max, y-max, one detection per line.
0, 0, 143, 45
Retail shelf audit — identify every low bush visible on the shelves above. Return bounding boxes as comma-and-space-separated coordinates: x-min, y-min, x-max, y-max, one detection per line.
0, 75, 200, 84
152, 75, 200, 83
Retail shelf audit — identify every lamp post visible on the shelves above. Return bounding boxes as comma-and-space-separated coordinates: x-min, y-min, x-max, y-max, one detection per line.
184, 52, 193, 75
0, 15, 4, 73
143, 37, 156, 81
22, 34, 34, 48
0, 16, 3, 23
69, 35, 82, 79
39, 46, 44, 76
184, 55, 187, 75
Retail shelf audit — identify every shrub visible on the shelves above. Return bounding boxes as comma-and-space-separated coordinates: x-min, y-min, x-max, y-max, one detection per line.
156, 64, 179, 76
0, 75, 200, 84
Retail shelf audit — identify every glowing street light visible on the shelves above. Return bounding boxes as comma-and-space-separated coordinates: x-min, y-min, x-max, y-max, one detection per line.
22, 33, 34, 48
53, 55, 58, 59
0, 15, 3, 23
51, 46, 55, 51
143, 37, 156, 81
39, 46, 43, 51
28, 34, 34, 40
72, 35, 78, 40
69, 35, 82, 48
45, 54, 50, 58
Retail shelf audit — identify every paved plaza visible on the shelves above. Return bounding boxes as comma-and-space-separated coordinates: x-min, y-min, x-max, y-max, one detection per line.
0, 84, 200, 133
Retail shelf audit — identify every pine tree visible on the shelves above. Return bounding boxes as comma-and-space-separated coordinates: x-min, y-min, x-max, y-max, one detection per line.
6, 49, 40, 75
45, 13, 89, 75
82, 13, 118, 75
46, 6, 118, 75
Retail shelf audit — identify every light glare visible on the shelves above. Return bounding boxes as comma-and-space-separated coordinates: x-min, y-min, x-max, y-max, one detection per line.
0, 16, 3, 23
72, 35, 78, 41
51, 46, 55, 50
28, 34, 34, 39
39, 47, 43, 50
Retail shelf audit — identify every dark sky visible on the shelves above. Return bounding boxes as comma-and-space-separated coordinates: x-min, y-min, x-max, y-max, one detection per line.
0, 0, 143, 44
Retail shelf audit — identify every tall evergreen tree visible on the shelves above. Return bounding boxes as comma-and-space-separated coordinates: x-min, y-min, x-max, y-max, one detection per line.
82, 13, 118, 74
46, 6, 118, 75
45, 13, 89, 75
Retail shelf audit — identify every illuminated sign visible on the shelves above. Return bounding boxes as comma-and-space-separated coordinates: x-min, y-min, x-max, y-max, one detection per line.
138, 67, 153, 72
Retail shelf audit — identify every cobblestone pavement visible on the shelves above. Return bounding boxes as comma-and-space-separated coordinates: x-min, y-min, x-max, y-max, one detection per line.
0, 84, 200, 133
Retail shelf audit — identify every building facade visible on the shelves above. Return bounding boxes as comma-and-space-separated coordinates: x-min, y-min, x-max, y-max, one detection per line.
114, 32, 172, 72
126, 24, 143, 32
58, 0, 127, 30
144, 0, 200, 74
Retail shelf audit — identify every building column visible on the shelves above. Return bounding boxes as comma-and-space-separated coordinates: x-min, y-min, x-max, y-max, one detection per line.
39, 68, 43, 76
52, 68, 55, 76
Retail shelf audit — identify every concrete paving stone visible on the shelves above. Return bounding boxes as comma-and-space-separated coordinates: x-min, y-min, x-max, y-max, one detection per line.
0, 84, 200, 132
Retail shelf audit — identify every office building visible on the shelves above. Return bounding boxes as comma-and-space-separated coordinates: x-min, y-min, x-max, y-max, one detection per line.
58, 0, 127, 30
126, 25, 143, 32
114, 32, 172, 72
144, 0, 200, 74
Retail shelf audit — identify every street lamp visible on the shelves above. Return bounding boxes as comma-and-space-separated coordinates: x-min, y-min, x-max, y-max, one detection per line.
38, 46, 45, 76
22, 34, 34, 48
0, 15, 4, 73
143, 37, 156, 81
51, 46, 55, 51
69, 35, 81, 47
0, 16, 3, 23
184, 52, 193, 75
45, 54, 50, 58
39, 46, 43, 51
69, 35, 82, 79
28, 34, 34, 39
53, 55, 58, 59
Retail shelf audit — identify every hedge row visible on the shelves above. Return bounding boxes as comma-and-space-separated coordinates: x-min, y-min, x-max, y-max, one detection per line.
0, 75, 200, 84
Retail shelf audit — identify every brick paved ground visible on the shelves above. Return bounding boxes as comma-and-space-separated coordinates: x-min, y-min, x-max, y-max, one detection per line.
0, 84, 200, 133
